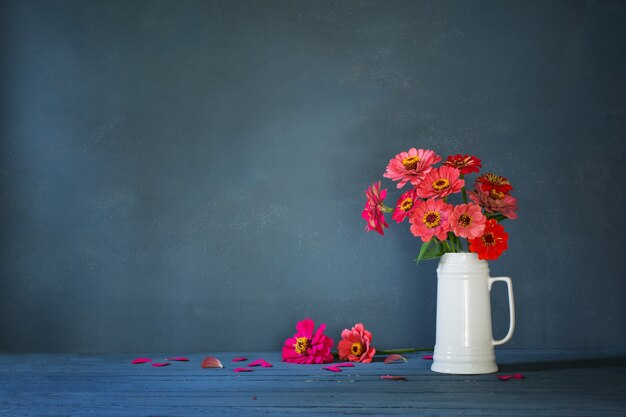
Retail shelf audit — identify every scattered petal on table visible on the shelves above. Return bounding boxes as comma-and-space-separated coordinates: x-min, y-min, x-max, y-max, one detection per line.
335, 363, 355, 368
381, 375, 407, 381
201, 356, 224, 369
422, 355, 433, 360
151, 362, 170, 367
165, 357, 189, 361
497, 373, 524, 381
131, 358, 152, 364
232, 357, 248, 362
248, 359, 273, 367
233, 367, 254, 372
384, 354, 408, 364
323, 366, 342, 372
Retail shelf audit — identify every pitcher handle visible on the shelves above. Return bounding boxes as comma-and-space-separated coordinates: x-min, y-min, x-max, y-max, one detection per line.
489, 277, 515, 346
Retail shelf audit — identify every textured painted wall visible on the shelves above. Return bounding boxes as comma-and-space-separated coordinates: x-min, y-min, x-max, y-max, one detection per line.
1, 0, 625, 353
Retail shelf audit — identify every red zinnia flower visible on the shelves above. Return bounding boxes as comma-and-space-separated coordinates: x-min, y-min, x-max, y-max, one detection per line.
469, 219, 509, 260
361, 181, 389, 235
476, 173, 513, 196
443, 154, 482, 175
392, 188, 418, 223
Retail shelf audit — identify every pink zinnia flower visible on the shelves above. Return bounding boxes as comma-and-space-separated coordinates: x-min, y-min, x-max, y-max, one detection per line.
449, 203, 487, 239
391, 188, 419, 223
443, 154, 482, 175
337, 323, 376, 363
409, 198, 453, 242
468, 188, 518, 220
416, 165, 465, 199
361, 181, 389, 235
282, 318, 334, 364
383, 148, 441, 189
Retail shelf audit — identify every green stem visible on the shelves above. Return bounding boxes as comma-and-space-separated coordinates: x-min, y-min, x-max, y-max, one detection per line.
460, 174, 468, 204
446, 232, 459, 253
376, 348, 433, 355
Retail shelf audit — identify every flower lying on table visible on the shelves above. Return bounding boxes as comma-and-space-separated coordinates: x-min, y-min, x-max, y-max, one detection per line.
282, 319, 380, 365
363, 149, 518, 261
337, 323, 376, 363
282, 318, 334, 364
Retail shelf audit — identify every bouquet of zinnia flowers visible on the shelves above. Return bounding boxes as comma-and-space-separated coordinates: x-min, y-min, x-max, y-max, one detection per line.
362, 149, 518, 262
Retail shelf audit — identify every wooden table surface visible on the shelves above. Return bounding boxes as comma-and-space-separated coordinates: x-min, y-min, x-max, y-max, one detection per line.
2, 349, 625, 416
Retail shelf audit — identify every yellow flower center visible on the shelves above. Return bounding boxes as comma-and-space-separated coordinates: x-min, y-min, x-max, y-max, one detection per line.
400, 198, 414, 211
458, 213, 471, 227
423, 211, 441, 228
485, 173, 510, 186
432, 178, 450, 191
294, 337, 310, 355
351, 342, 364, 356
401, 156, 420, 170
490, 189, 504, 200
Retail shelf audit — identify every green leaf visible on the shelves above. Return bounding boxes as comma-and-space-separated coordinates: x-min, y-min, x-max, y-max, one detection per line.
487, 214, 507, 222
414, 239, 445, 264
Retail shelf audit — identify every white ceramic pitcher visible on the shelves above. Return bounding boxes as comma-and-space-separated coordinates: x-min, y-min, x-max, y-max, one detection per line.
431, 252, 515, 374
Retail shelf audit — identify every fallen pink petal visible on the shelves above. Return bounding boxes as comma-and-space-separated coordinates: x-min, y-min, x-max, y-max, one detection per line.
248, 359, 273, 367
131, 358, 152, 364
323, 366, 342, 372
497, 373, 525, 381
422, 355, 433, 360
232, 357, 248, 362
335, 363, 355, 368
384, 354, 408, 364
201, 356, 224, 369
233, 367, 254, 372
381, 375, 407, 381
151, 362, 170, 367
165, 357, 189, 361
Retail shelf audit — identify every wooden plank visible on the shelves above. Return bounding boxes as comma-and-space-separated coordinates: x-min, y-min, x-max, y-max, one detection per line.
1, 350, 625, 416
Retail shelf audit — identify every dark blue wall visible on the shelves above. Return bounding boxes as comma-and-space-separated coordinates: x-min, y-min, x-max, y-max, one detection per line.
1, 0, 625, 353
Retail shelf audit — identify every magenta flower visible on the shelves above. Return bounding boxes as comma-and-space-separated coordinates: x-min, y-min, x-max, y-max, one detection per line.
468, 188, 518, 220
448, 203, 487, 239
361, 181, 389, 235
392, 188, 418, 223
282, 318, 334, 364
416, 165, 465, 199
383, 148, 441, 189
409, 198, 453, 242
337, 323, 376, 363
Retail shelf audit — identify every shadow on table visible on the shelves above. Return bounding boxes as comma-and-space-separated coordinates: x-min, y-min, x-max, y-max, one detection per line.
498, 357, 626, 372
